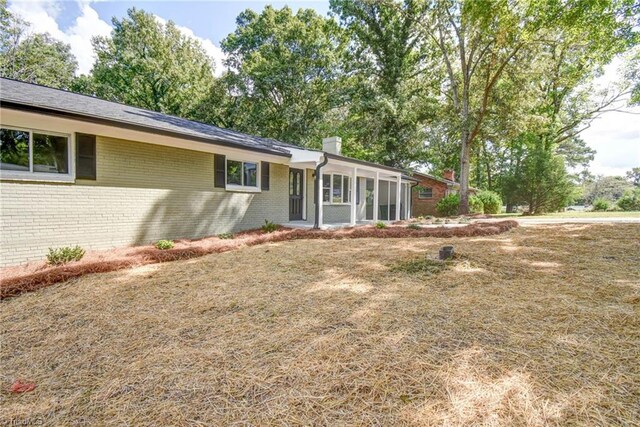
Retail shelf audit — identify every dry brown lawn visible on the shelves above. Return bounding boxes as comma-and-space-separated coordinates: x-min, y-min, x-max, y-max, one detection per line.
1, 223, 639, 426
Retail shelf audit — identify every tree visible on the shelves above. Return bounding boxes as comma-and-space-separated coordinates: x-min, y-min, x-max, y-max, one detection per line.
330, 0, 436, 166
501, 134, 575, 214
216, 6, 347, 147
419, 0, 637, 214
626, 167, 640, 186
0, 0, 77, 88
90, 8, 215, 118
584, 175, 634, 203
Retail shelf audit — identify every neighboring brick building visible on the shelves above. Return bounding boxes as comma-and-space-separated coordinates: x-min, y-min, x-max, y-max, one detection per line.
411, 170, 475, 216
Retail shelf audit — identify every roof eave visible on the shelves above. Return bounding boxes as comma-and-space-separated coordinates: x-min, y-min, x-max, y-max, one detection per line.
0, 100, 292, 158
324, 152, 410, 175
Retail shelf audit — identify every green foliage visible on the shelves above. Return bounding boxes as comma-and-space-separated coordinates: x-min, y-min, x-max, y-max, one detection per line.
584, 176, 634, 204
0, 0, 77, 88
155, 239, 174, 250
625, 167, 640, 187
592, 198, 610, 211
47, 245, 85, 265
436, 193, 484, 216
501, 136, 575, 214
616, 188, 640, 211
217, 232, 235, 239
406, 223, 421, 230
217, 6, 347, 146
330, 0, 435, 166
375, 221, 387, 229
262, 219, 278, 233
469, 196, 484, 215
436, 194, 460, 217
90, 8, 214, 118
476, 190, 502, 214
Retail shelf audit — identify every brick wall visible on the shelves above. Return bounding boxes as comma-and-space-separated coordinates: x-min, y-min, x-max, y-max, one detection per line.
411, 177, 450, 217
0, 136, 289, 266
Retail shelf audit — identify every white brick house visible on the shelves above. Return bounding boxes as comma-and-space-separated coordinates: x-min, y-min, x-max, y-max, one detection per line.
0, 78, 416, 266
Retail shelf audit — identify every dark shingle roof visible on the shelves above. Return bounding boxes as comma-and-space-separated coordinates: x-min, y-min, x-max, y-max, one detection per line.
0, 78, 291, 157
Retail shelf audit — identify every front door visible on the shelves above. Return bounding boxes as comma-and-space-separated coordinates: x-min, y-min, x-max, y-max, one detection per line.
289, 168, 304, 220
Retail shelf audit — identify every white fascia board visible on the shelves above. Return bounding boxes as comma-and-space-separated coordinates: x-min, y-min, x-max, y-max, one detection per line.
0, 108, 290, 164
284, 146, 324, 164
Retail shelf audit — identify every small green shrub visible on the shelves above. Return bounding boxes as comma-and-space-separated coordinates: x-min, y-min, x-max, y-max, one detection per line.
407, 223, 421, 230
616, 189, 640, 211
218, 232, 235, 239
476, 190, 503, 214
436, 194, 459, 216
375, 221, 387, 229
47, 245, 85, 265
155, 240, 174, 250
606, 205, 623, 212
592, 198, 610, 211
469, 195, 484, 214
436, 194, 484, 216
262, 219, 278, 233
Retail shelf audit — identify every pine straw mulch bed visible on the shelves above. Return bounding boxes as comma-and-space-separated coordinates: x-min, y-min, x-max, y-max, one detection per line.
0, 220, 517, 299
1, 223, 639, 425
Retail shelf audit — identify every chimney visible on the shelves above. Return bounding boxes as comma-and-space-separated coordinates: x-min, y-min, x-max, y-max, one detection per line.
443, 169, 455, 182
322, 136, 342, 155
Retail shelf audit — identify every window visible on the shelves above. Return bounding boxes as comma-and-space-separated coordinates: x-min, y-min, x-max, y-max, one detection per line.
244, 162, 257, 187
322, 173, 351, 204
322, 174, 331, 202
342, 176, 351, 203
332, 174, 342, 203
226, 159, 258, 188
418, 187, 433, 199
0, 127, 71, 180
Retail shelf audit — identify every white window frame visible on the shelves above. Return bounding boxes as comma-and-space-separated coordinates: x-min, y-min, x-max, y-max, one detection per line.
322, 173, 351, 205
0, 125, 74, 183
225, 158, 260, 192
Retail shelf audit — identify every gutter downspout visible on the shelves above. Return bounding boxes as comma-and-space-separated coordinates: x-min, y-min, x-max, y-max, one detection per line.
313, 154, 329, 229
410, 180, 420, 219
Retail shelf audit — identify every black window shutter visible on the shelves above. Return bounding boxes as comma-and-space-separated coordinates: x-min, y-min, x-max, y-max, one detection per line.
76, 133, 96, 180
261, 161, 270, 190
214, 154, 226, 188
356, 177, 360, 205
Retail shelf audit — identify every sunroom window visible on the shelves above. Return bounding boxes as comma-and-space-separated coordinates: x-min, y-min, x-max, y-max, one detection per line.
322, 173, 351, 204
322, 174, 331, 202
0, 127, 70, 179
226, 159, 258, 188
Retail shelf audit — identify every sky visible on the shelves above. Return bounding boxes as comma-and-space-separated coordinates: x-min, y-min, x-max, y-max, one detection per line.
6, 0, 640, 177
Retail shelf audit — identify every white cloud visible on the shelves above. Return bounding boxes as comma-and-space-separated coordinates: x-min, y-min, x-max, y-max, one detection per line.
8, 0, 112, 75
580, 58, 640, 176
7, 1, 226, 77
153, 15, 226, 77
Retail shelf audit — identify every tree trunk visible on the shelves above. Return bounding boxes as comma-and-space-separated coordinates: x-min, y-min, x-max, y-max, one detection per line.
483, 141, 492, 190
458, 135, 471, 215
